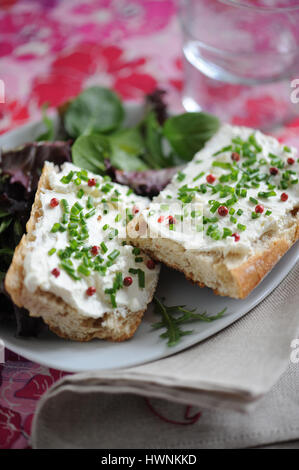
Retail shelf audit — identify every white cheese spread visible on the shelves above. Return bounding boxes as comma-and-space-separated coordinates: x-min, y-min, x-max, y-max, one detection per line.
142, 125, 299, 256
23, 162, 160, 319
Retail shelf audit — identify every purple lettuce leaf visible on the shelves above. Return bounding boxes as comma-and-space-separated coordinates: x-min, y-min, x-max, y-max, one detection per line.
0, 141, 71, 337
105, 159, 182, 198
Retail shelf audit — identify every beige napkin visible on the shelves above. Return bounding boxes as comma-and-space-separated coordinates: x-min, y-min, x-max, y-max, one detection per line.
32, 262, 299, 449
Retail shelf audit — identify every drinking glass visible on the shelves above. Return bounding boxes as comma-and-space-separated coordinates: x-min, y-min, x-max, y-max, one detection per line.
179, 0, 299, 129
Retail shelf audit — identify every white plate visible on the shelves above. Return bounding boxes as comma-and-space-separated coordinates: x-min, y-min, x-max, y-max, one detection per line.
0, 103, 298, 372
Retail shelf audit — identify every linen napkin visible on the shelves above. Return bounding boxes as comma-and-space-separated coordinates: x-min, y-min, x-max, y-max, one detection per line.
32, 262, 299, 449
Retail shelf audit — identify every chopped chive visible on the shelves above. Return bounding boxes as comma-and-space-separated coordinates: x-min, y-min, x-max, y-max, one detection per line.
210, 230, 221, 240
94, 265, 107, 275
229, 208, 235, 215
101, 183, 113, 193
177, 171, 186, 182
77, 265, 90, 276
237, 223, 246, 231
129, 268, 138, 275
100, 242, 108, 253
236, 209, 243, 216
265, 210, 272, 216
249, 197, 258, 205
135, 257, 143, 263
210, 201, 220, 214
212, 161, 232, 169
137, 269, 145, 288
132, 247, 141, 255
113, 272, 123, 290
115, 213, 122, 222
251, 212, 260, 219
85, 208, 96, 218
110, 293, 117, 308
230, 216, 237, 224
60, 171, 74, 184
193, 171, 205, 182
222, 227, 232, 238
51, 223, 61, 233
126, 188, 134, 196
77, 188, 84, 199
86, 196, 93, 209
77, 170, 88, 181
240, 189, 247, 197
258, 191, 277, 198
280, 180, 289, 189
60, 262, 81, 280
283, 145, 291, 153
48, 248, 56, 256
60, 199, 69, 213
108, 228, 118, 239
102, 224, 109, 231
61, 213, 68, 225
74, 202, 83, 212
212, 145, 232, 156
108, 249, 120, 261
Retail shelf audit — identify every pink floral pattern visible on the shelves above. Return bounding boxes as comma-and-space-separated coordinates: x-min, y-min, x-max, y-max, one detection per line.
0, 0, 299, 449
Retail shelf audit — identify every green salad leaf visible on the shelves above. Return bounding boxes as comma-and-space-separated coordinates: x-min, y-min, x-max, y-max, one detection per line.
142, 111, 170, 169
109, 128, 149, 171
62, 87, 221, 175
163, 112, 220, 160
36, 104, 55, 142
72, 134, 111, 174
65, 87, 124, 138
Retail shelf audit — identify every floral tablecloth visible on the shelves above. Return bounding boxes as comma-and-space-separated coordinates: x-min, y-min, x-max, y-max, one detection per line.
1, 0, 299, 449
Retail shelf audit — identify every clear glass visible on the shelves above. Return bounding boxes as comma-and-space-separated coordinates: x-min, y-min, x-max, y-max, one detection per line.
179, 0, 299, 130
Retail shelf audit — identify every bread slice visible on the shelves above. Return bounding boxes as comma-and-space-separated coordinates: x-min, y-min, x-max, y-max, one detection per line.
127, 125, 299, 299
5, 163, 159, 341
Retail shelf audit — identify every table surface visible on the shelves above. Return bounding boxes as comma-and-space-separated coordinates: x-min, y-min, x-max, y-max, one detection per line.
1, 0, 299, 449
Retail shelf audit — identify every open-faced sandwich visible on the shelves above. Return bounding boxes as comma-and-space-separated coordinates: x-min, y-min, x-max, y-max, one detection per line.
5, 162, 160, 341
127, 124, 299, 299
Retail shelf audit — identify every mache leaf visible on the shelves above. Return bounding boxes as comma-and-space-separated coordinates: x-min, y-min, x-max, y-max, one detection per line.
163, 112, 220, 160
64, 87, 124, 138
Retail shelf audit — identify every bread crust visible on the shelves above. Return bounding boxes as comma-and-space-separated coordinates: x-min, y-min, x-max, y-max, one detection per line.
5, 165, 157, 342
127, 213, 299, 299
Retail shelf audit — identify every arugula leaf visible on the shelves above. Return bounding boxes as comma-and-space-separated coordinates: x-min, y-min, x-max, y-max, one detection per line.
0, 248, 14, 256
163, 112, 220, 160
0, 209, 9, 218
36, 103, 55, 142
109, 128, 149, 171
72, 134, 111, 174
0, 217, 12, 234
64, 87, 124, 138
142, 111, 172, 169
152, 296, 226, 347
